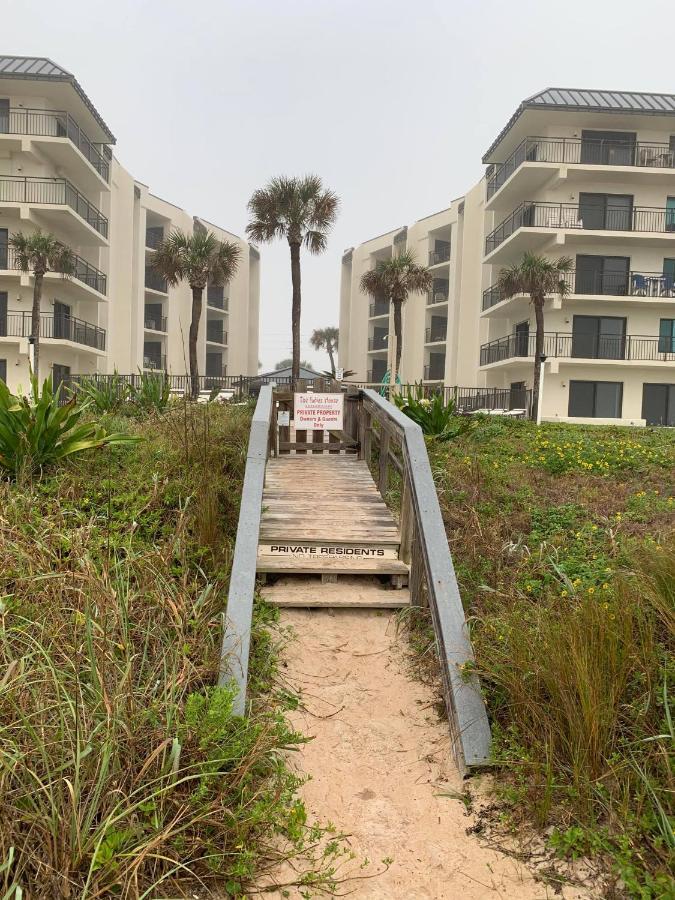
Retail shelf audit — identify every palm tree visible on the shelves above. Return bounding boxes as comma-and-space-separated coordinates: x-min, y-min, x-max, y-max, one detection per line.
496, 252, 573, 419
359, 251, 432, 379
9, 230, 75, 381
310, 326, 339, 377
246, 175, 339, 383
274, 357, 313, 371
152, 229, 240, 397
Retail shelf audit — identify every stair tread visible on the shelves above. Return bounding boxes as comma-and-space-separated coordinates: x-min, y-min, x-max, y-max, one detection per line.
256, 554, 409, 574
261, 576, 410, 608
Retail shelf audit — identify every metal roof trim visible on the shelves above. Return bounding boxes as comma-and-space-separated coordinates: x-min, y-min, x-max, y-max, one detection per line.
0, 56, 115, 143
482, 87, 675, 163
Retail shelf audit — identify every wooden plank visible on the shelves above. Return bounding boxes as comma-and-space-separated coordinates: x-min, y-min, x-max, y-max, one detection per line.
378, 429, 390, 494
263, 579, 410, 609
256, 554, 409, 574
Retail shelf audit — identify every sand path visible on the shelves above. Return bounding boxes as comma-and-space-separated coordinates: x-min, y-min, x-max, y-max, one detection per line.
266, 606, 592, 900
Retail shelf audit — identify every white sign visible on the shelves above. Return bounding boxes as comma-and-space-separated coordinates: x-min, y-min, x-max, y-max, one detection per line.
277, 410, 290, 427
294, 393, 344, 430
336, 367, 344, 382
261, 544, 398, 559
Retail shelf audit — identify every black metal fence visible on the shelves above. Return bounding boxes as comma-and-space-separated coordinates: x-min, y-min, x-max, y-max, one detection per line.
144, 315, 167, 333
480, 332, 675, 365
0, 176, 109, 238
0, 243, 107, 296
368, 335, 388, 350
0, 107, 110, 181
369, 301, 389, 317
429, 246, 451, 265
206, 323, 227, 344
0, 311, 105, 350
425, 324, 447, 343
485, 202, 675, 254
487, 136, 675, 198
144, 268, 168, 293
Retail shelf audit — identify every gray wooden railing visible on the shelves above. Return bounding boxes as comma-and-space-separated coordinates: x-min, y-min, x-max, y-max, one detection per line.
356, 389, 491, 772
218, 384, 275, 713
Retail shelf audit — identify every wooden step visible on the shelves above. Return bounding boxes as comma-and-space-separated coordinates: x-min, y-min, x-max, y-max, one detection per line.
261, 576, 410, 608
256, 553, 409, 576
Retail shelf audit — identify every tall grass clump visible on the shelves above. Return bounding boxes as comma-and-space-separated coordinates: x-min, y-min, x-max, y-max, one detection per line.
421, 419, 675, 896
0, 403, 331, 898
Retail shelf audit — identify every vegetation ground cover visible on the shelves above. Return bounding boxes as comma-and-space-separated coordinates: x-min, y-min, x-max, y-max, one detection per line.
418, 418, 674, 898
0, 401, 340, 899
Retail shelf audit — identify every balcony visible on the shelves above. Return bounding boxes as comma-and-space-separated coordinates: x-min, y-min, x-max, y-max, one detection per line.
0, 107, 110, 185
429, 246, 450, 265
369, 300, 389, 318
480, 332, 675, 366
366, 369, 387, 384
427, 288, 449, 305
0, 243, 107, 297
425, 324, 447, 343
206, 323, 227, 344
0, 176, 109, 242
206, 285, 228, 310
0, 311, 105, 351
144, 314, 167, 333
368, 335, 388, 351
144, 267, 168, 294
143, 354, 166, 371
485, 202, 675, 258
487, 136, 675, 202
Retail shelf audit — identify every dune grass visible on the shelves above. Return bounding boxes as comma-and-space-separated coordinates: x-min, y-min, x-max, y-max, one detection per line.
421, 418, 675, 898
0, 403, 337, 899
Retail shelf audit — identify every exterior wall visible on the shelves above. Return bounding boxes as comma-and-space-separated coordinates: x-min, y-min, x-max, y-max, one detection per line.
0, 65, 259, 393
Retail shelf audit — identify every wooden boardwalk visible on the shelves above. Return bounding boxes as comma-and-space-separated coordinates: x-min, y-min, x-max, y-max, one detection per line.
257, 453, 409, 603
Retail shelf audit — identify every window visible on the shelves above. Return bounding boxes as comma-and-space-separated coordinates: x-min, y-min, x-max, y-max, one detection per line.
569, 381, 623, 418
0, 292, 6, 336
659, 319, 675, 353
52, 364, 71, 397
664, 259, 675, 296
207, 284, 225, 308
580, 130, 636, 166
572, 315, 626, 359
0, 99, 8, 134
0, 227, 7, 268
579, 193, 633, 231
575, 255, 630, 296
0, 360, 6, 384
642, 384, 675, 426
667, 197, 675, 233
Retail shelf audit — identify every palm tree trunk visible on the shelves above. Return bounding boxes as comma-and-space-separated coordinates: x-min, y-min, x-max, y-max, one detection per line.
531, 294, 545, 421
31, 271, 43, 382
290, 241, 301, 384
189, 285, 203, 399
392, 298, 403, 377
327, 343, 336, 377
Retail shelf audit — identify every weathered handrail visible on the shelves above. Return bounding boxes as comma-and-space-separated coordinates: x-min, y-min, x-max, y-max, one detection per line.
359, 388, 491, 772
218, 384, 275, 714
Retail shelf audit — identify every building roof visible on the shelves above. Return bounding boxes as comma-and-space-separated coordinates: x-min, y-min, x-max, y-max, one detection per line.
0, 56, 115, 143
483, 87, 675, 162
259, 364, 322, 380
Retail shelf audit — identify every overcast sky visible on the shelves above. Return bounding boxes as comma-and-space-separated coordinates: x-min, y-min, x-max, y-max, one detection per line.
4, 0, 675, 371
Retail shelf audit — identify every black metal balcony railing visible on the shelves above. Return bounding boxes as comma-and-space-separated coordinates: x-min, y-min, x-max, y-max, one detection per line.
485, 202, 675, 254
482, 269, 675, 310
0, 311, 105, 350
487, 136, 675, 199
427, 288, 449, 304
0, 107, 110, 181
425, 325, 447, 343
206, 286, 228, 310
368, 335, 388, 351
0, 243, 107, 296
143, 354, 166, 371
424, 364, 446, 381
144, 315, 167, 333
145, 228, 164, 249
144, 268, 168, 293
429, 246, 451, 265
369, 301, 389, 317
206, 324, 227, 344
0, 176, 109, 238
366, 369, 388, 383
479, 332, 675, 366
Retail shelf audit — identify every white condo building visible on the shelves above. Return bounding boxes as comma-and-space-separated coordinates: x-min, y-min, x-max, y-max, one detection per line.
0, 57, 259, 393
340, 89, 675, 426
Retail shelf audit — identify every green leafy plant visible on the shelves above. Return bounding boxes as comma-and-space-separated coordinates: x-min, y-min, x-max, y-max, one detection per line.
0, 376, 137, 478
129, 371, 171, 414
395, 384, 474, 440
73, 372, 131, 412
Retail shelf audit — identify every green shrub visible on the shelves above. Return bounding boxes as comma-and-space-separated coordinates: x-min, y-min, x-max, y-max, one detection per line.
129, 371, 171, 414
395, 383, 474, 440
0, 376, 137, 479
73, 371, 131, 412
